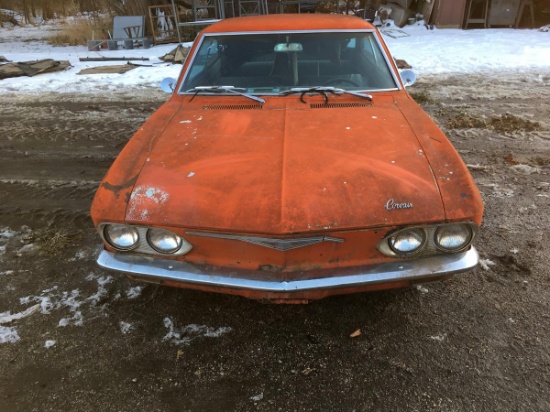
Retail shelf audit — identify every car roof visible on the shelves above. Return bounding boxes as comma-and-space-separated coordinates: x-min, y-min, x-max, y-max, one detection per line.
202, 14, 375, 34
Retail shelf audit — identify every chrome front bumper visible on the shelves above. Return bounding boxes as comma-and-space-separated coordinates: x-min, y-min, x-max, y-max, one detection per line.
97, 247, 479, 293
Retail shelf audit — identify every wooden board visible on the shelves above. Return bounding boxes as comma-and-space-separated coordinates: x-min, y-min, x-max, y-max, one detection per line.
422, 0, 436, 24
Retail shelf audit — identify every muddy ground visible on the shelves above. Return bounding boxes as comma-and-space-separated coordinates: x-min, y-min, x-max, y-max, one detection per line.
1, 71, 549, 412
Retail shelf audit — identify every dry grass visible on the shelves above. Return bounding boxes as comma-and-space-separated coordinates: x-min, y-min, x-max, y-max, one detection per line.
34, 226, 80, 256
441, 109, 542, 132
445, 111, 487, 129
47, 16, 111, 46
490, 113, 541, 133
0, 10, 18, 26
409, 90, 435, 105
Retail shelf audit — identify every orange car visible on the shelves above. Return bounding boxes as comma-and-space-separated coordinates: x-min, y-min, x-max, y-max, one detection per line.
91, 14, 483, 303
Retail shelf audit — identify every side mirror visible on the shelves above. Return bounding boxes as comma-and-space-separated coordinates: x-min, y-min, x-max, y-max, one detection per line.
161, 77, 177, 93
399, 69, 416, 87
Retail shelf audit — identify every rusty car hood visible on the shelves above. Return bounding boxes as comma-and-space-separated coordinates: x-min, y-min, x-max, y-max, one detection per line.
124, 95, 445, 234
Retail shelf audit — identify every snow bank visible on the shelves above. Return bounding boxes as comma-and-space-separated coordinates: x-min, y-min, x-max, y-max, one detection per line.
1, 21, 549, 95
385, 23, 550, 75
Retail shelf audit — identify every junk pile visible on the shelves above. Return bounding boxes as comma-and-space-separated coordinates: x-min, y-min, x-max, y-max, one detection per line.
374, 0, 435, 28
160, 45, 190, 64
0, 59, 71, 80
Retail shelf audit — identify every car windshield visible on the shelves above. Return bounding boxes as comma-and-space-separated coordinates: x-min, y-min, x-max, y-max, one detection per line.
180, 31, 398, 94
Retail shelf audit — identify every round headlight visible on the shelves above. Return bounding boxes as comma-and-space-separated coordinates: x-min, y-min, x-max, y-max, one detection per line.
389, 228, 426, 255
147, 228, 182, 254
435, 224, 473, 252
104, 224, 139, 251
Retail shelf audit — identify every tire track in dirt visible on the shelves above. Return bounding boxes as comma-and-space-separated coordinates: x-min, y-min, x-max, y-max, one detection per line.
0, 94, 165, 228
0, 178, 98, 227
0, 107, 148, 147
1, 78, 550, 412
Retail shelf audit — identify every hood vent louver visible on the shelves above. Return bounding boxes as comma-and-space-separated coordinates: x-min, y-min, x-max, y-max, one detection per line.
310, 102, 372, 109
203, 104, 263, 110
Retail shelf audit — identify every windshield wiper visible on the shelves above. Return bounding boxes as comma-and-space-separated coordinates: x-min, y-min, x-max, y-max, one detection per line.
187, 86, 265, 104
280, 87, 372, 104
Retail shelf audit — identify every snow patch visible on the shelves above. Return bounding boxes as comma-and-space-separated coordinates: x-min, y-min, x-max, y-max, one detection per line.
250, 393, 264, 402
430, 333, 447, 342
415, 285, 429, 294
126, 285, 143, 300
0, 304, 41, 324
86, 275, 113, 306
480, 259, 496, 271
74, 250, 88, 260
0, 227, 17, 257
1, 226, 34, 258
384, 26, 550, 75
120, 321, 133, 335
19, 275, 112, 327
0, 326, 20, 343
58, 311, 83, 327
0, 270, 15, 276
511, 164, 540, 175
16, 243, 36, 255
0, 228, 17, 239
162, 317, 232, 346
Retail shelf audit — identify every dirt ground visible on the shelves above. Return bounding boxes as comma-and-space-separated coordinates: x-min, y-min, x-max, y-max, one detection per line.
1, 71, 549, 412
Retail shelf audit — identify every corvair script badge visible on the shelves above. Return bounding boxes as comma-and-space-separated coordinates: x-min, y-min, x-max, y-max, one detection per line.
186, 231, 344, 251
385, 199, 413, 211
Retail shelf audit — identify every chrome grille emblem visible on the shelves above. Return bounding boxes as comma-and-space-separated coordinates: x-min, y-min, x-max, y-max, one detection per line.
186, 231, 344, 251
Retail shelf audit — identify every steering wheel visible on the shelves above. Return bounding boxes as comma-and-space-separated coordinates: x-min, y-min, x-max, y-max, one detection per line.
323, 78, 360, 87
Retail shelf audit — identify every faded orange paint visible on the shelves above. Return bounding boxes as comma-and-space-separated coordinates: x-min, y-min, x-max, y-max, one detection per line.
123, 94, 447, 233
90, 14, 484, 302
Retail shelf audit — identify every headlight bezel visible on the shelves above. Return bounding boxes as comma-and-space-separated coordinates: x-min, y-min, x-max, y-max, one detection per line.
434, 224, 474, 253
103, 224, 140, 251
378, 222, 478, 258
98, 223, 192, 256
388, 228, 427, 256
146, 228, 184, 254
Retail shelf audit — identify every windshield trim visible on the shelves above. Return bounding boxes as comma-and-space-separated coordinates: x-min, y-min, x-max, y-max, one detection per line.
178, 29, 402, 96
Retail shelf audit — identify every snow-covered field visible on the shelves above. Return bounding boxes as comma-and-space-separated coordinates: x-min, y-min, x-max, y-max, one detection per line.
0, 21, 187, 94
1, 19, 549, 95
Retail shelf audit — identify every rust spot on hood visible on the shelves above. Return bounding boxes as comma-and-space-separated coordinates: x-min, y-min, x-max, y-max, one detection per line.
101, 175, 139, 199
